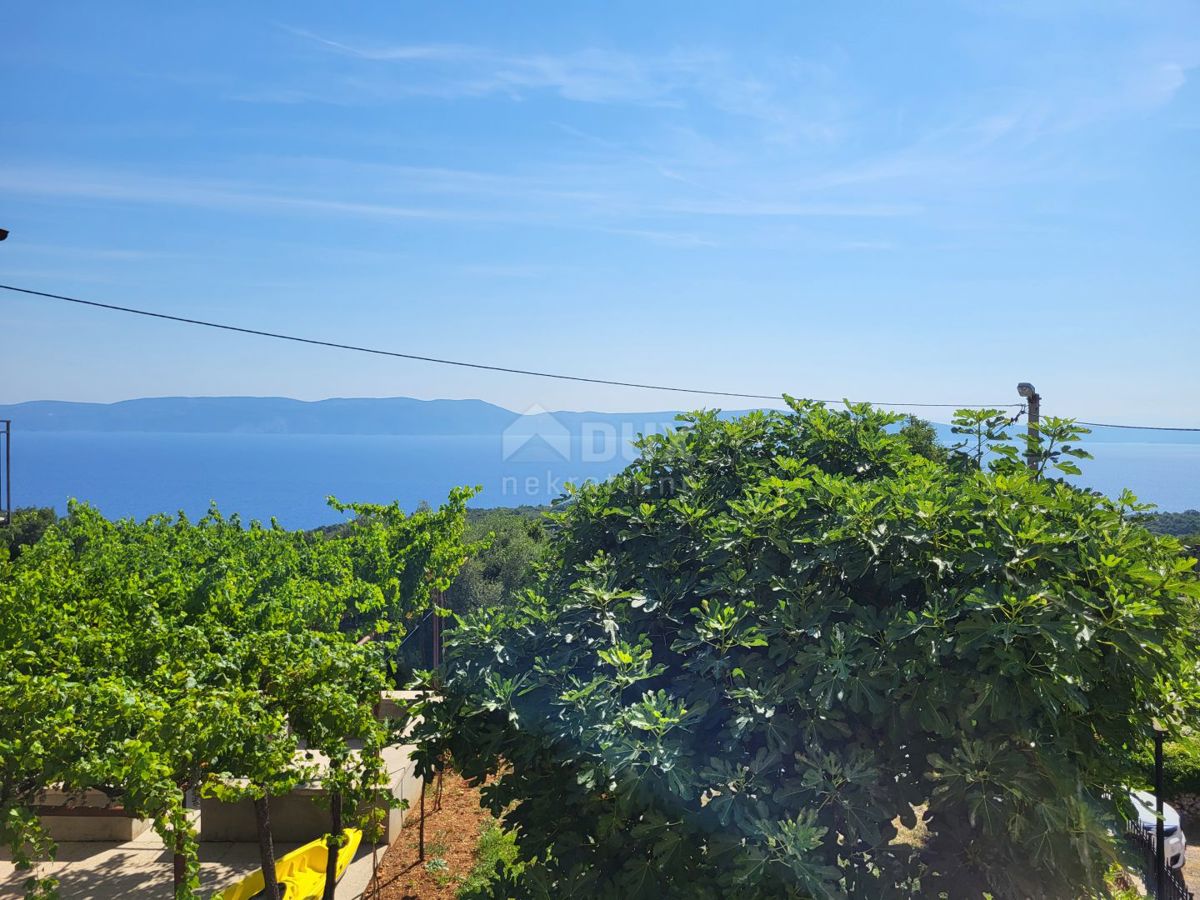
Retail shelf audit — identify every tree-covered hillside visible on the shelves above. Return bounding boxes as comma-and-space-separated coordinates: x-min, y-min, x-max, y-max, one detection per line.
1141, 509, 1200, 552
1143, 509, 1200, 535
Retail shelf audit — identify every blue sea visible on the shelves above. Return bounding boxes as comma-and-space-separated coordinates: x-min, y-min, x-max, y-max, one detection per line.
14, 431, 1200, 529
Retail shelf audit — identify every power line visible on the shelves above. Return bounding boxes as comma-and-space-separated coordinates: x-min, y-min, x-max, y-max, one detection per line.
1, 282, 1022, 408
3, 283, 784, 401
1074, 420, 1200, 433
7, 283, 1197, 430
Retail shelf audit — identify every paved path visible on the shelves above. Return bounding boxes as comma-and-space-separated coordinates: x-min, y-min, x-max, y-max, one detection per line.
0, 832, 384, 899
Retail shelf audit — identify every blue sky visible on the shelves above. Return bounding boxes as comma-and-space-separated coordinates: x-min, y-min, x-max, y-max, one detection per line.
2, 1, 1198, 422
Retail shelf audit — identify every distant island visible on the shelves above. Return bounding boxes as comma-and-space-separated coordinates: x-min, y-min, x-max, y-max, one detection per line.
4, 395, 1198, 532
2, 396, 1196, 444
0, 397, 524, 435
0, 396, 696, 438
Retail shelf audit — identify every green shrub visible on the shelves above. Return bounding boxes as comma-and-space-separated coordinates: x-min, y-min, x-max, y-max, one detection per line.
0, 506, 57, 559
458, 817, 521, 898
1166, 734, 1200, 795
421, 401, 1200, 900
1133, 731, 1200, 797
445, 508, 548, 614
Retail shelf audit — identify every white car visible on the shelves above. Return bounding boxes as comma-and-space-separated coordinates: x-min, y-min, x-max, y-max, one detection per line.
1130, 789, 1188, 870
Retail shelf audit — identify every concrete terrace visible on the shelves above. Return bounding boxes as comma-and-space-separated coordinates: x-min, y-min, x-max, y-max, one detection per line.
0, 826, 383, 899
0, 699, 425, 900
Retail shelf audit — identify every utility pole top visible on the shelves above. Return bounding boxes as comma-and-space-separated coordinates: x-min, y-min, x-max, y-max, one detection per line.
1018, 382, 1041, 472
0, 420, 9, 526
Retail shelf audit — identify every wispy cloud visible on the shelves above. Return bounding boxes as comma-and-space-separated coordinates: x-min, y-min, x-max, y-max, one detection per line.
0, 166, 495, 223
600, 227, 719, 249
10, 15, 1193, 260
10, 242, 173, 262
277, 27, 722, 106
256, 20, 1198, 210
259, 26, 849, 146
284, 29, 480, 63
459, 263, 556, 278
0, 161, 916, 235
958, 58, 1198, 149
652, 199, 919, 218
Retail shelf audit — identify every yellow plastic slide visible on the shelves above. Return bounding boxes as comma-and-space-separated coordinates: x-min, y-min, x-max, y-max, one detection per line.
218, 828, 362, 900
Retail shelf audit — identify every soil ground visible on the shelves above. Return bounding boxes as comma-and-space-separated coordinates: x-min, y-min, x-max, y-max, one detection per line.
369, 771, 490, 900
1181, 809, 1198, 894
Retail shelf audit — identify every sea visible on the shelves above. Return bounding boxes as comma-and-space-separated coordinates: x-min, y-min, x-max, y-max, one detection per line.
13, 431, 1200, 529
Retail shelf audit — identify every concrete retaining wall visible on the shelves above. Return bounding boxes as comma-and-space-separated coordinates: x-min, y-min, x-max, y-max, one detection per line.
35, 789, 154, 842
199, 743, 422, 845
201, 691, 428, 845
